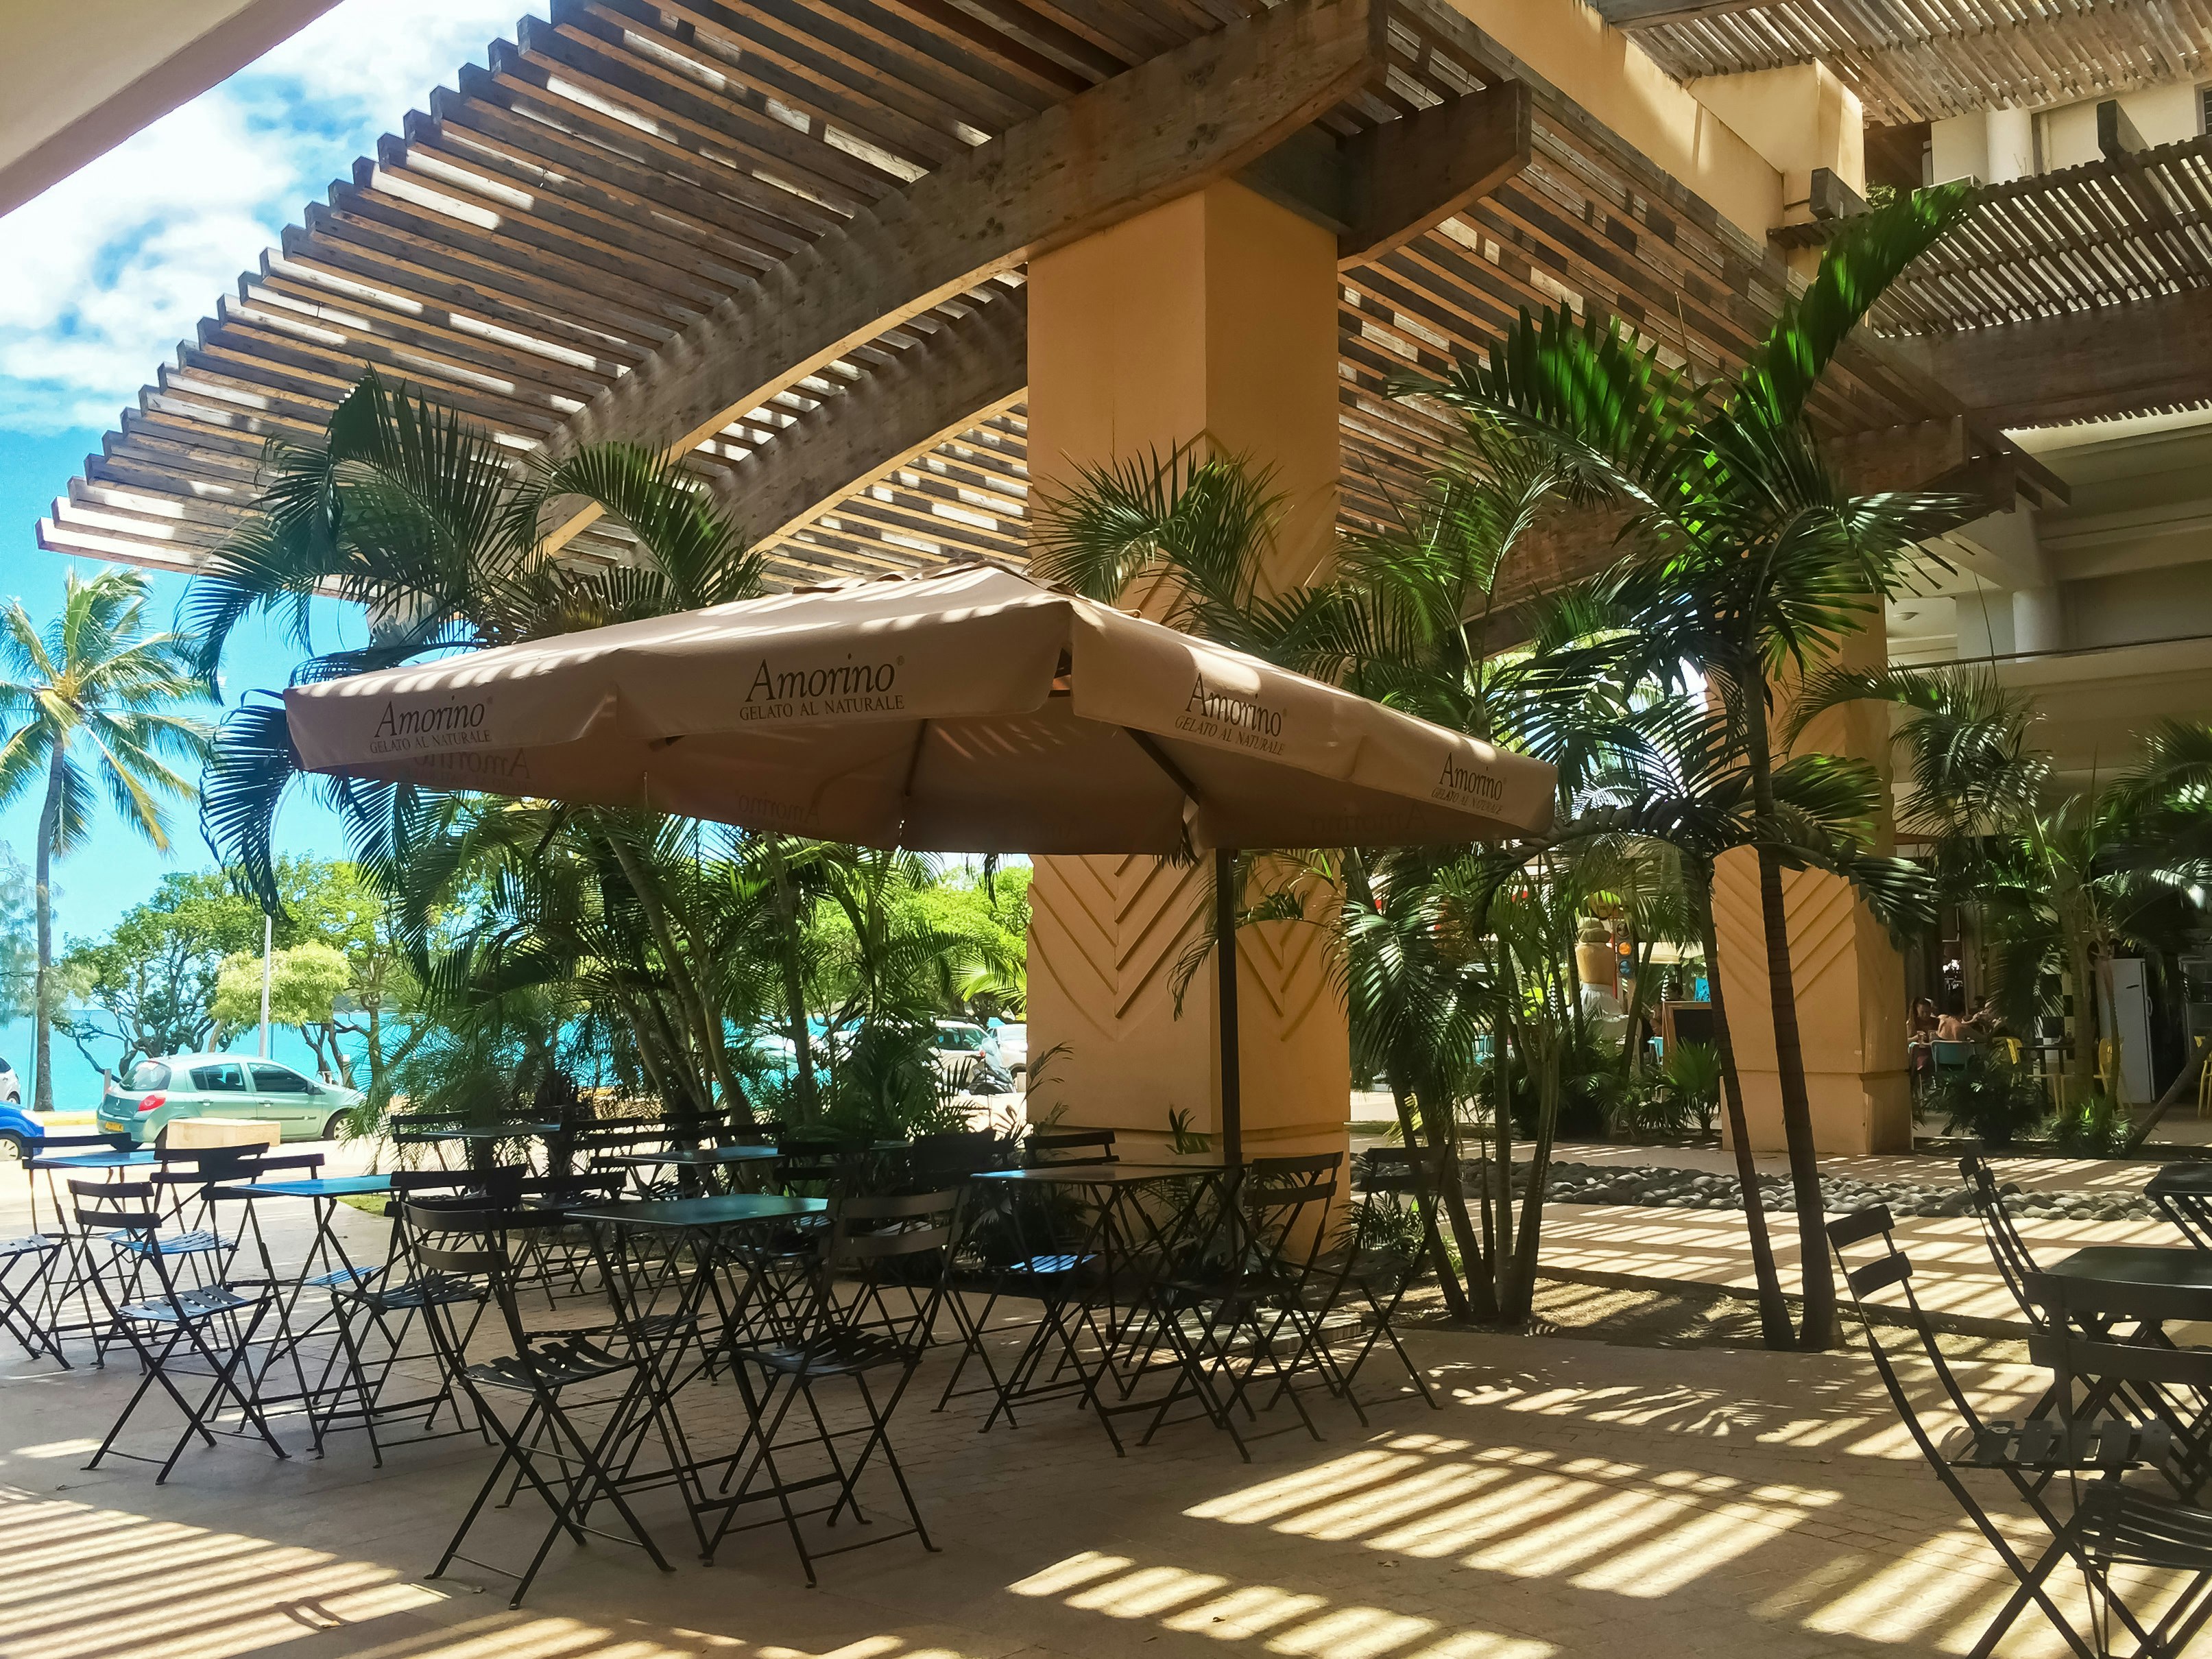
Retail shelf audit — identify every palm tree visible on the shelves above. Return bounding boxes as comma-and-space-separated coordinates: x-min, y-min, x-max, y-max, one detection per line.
0, 568, 210, 1110
191, 371, 770, 1121
1402, 184, 1984, 1348
1796, 667, 2207, 1135
1565, 686, 1933, 1344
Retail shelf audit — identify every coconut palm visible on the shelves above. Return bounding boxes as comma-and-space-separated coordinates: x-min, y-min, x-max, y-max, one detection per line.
1399, 184, 1984, 1348
191, 370, 767, 903
0, 568, 211, 1110
189, 372, 771, 1120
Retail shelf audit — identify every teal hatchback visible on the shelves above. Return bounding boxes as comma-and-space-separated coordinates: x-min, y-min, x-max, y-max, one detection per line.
97, 1053, 362, 1145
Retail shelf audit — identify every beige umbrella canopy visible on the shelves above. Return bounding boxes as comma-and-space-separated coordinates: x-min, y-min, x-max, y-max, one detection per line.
286, 561, 1556, 1160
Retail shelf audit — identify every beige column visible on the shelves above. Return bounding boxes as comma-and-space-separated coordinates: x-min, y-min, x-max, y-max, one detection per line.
1716, 623, 1911, 1154
1022, 180, 1350, 1169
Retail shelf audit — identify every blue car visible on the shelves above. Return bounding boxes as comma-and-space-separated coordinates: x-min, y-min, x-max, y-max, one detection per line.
0, 1096, 43, 1167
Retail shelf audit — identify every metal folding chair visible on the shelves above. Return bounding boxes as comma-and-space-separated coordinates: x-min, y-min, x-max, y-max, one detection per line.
0, 1232, 64, 1364
704, 1189, 959, 1584
1141, 1153, 1343, 1461
71, 1179, 287, 1481
1296, 1147, 1444, 1422
407, 1202, 675, 1608
1830, 1206, 2175, 1659
2025, 1271, 2212, 1658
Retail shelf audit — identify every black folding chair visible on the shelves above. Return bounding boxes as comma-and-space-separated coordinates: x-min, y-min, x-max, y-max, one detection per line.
0, 1232, 64, 1364
71, 1179, 287, 1482
1962, 1147, 2212, 1491
407, 1202, 675, 1608
2026, 1272, 2212, 1658
1024, 1127, 1117, 1167
1142, 1153, 1343, 1461
1296, 1147, 1443, 1422
1829, 1206, 2174, 1659
308, 1170, 496, 1463
704, 1189, 959, 1584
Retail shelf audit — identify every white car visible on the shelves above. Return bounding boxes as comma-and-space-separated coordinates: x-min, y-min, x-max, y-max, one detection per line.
993, 1022, 1028, 1082
931, 1020, 1008, 1088
0, 1055, 17, 1106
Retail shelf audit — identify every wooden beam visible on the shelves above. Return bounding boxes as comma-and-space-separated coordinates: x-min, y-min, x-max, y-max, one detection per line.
730, 289, 1029, 547
1890, 289, 2212, 431
1240, 82, 1533, 266
541, 0, 1383, 546
1585, 0, 1768, 24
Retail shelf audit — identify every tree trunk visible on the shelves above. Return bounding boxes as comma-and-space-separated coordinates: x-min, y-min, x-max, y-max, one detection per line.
767, 840, 817, 1122
1691, 859, 1793, 1348
603, 825, 747, 1121
32, 750, 63, 1114
1742, 686, 1836, 1350
1391, 1079, 1469, 1320
1415, 1080, 1497, 1321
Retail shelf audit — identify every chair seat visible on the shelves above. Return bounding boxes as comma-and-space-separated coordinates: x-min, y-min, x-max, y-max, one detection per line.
2078, 1480, 2212, 1571
1939, 1416, 2174, 1472
0, 1235, 57, 1260
346, 1274, 482, 1311
117, 1285, 256, 1324
732, 1329, 916, 1376
305, 1264, 379, 1291
113, 1228, 223, 1257
468, 1334, 635, 1392
1002, 1252, 1093, 1278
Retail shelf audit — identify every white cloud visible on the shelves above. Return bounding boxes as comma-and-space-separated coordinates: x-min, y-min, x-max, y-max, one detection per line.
0, 0, 544, 435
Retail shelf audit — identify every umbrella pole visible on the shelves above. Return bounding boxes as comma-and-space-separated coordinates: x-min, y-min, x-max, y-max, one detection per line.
1216, 846, 1242, 1170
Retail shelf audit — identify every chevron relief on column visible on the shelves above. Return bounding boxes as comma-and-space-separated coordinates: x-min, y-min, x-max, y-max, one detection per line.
1029, 855, 1118, 1038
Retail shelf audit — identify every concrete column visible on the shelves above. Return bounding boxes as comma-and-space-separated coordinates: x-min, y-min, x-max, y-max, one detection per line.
1716, 622, 1912, 1154
2012, 584, 2065, 656
1985, 106, 2036, 184
1022, 180, 1349, 1169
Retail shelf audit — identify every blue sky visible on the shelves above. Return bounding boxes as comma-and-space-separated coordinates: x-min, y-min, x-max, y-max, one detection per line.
0, 0, 547, 1098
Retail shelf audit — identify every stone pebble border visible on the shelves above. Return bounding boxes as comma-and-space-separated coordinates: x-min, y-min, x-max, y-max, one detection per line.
1521, 1160, 2161, 1223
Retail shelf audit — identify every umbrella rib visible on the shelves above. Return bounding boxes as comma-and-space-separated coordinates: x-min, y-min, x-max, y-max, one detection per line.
1122, 727, 1201, 806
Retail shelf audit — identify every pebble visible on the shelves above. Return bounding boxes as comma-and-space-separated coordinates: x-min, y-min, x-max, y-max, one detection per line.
1482, 1159, 2159, 1222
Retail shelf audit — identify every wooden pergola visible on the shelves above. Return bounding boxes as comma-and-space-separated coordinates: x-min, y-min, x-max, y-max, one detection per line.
35, 0, 2200, 597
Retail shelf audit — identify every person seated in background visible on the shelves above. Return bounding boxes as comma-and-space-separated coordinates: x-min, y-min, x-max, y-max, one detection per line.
1936, 999, 1970, 1042
1909, 997, 1939, 1086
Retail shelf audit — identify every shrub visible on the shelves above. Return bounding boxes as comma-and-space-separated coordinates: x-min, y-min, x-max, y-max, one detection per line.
1659, 1042, 1724, 1137
1921, 1051, 2047, 1148
2047, 1089, 2128, 1156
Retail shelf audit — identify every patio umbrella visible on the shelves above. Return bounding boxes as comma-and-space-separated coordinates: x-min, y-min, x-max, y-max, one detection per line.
285, 562, 1556, 1161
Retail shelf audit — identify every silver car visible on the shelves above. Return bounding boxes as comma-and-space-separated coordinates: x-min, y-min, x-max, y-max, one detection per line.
97, 1053, 362, 1145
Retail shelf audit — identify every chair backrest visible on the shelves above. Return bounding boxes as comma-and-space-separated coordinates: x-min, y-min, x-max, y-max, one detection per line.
1826, 1206, 1994, 1470
1243, 1153, 1343, 1267
2023, 1272, 2212, 1403
1933, 1040, 1973, 1069
1024, 1127, 1116, 1167
1958, 1145, 2044, 1326
777, 1132, 856, 1190
907, 1130, 998, 1187
69, 1176, 160, 1234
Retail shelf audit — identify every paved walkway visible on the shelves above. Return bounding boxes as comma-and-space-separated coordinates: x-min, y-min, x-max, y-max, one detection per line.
8, 1142, 2212, 1656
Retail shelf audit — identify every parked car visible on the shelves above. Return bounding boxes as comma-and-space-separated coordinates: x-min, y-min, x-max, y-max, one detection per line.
96, 1053, 362, 1145
993, 1021, 1028, 1082
0, 1055, 17, 1105
0, 1097, 42, 1165
932, 1019, 1011, 1090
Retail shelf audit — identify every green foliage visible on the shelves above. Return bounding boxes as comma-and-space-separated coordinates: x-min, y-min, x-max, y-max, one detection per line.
0, 844, 34, 1022
53, 871, 263, 1076
1659, 1041, 1724, 1137
2047, 1090, 2129, 1158
1920, 1050, 2047, 1149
